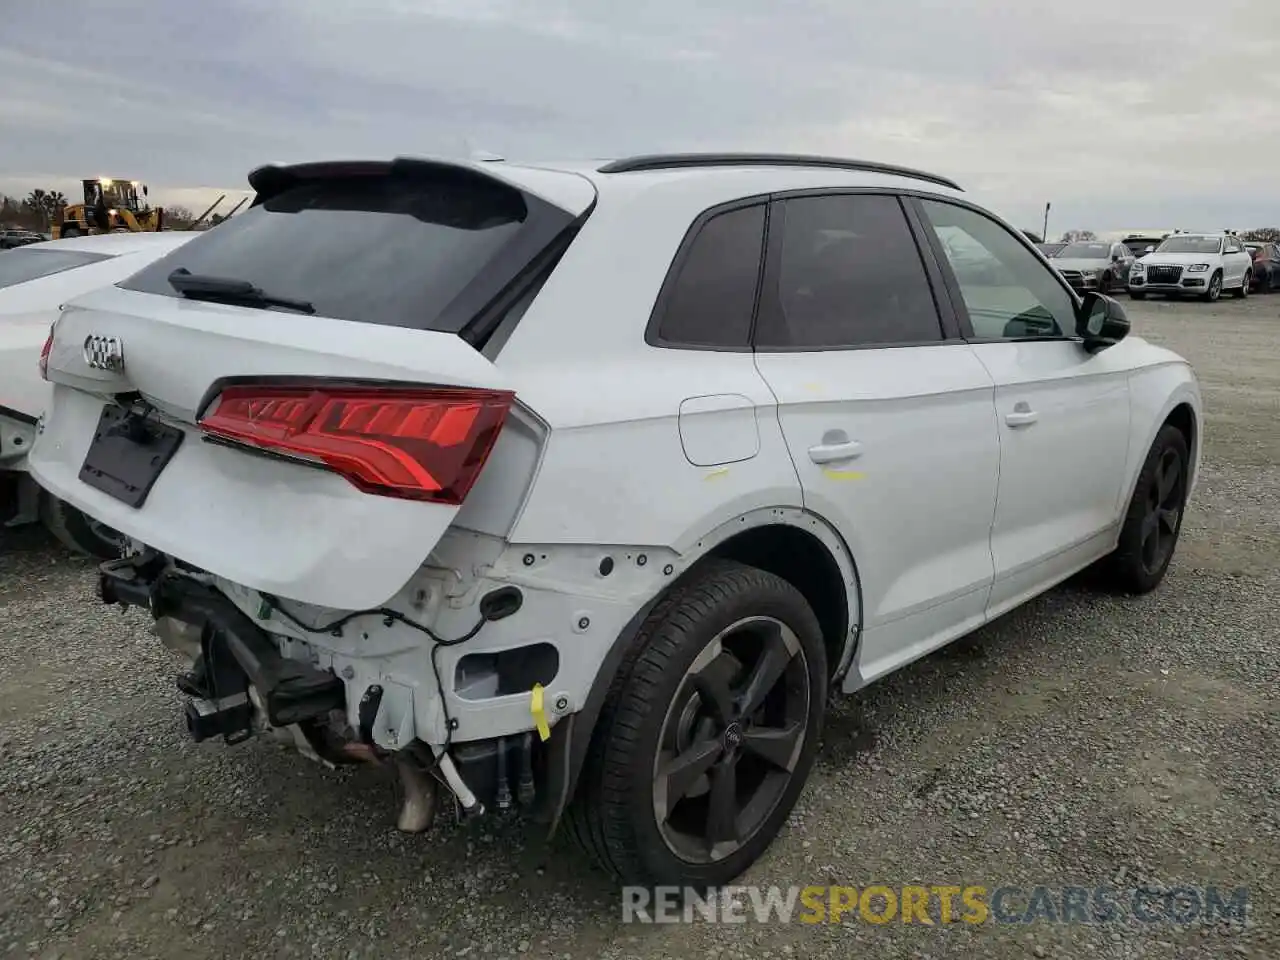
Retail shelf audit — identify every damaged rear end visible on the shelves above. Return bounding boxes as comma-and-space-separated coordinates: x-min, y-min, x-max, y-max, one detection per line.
30, 156, 596, 830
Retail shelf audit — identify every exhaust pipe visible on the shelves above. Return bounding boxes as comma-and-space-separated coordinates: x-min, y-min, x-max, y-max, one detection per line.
154, 616, 202, 666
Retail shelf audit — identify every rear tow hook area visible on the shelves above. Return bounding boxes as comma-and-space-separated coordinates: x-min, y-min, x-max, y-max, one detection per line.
99, 551, 347, 745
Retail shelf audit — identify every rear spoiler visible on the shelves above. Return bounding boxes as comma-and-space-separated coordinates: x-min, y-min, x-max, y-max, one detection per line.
249, 158, 518, 206
245, 156, 597, 218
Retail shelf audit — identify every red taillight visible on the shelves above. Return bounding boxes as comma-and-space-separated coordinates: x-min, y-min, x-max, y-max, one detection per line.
38, 326, 54, 381
198, 384, 515, 504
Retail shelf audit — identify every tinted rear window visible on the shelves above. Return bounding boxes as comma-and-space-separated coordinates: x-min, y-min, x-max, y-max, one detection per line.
653, 203, 766, 348
0, 248, 112, 290
121, 170, 569, 332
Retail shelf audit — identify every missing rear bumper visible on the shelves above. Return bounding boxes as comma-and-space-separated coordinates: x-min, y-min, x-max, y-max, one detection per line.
99, 553, 346, 734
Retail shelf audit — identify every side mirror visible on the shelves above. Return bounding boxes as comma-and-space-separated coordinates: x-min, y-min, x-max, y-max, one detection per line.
1076, 292, 1129, 352
143, 185, 149, 197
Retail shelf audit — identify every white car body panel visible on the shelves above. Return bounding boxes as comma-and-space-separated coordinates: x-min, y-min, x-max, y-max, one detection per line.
33, 285, 528, 611
970, 339, 1132, 615
0, 233, 197, 317
28, 156, 1203, 758
0, 233, 197, 471
755, 343, 1000, 684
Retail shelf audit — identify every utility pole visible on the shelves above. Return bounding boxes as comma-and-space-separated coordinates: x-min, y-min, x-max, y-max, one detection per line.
1043, 202, 1051, 244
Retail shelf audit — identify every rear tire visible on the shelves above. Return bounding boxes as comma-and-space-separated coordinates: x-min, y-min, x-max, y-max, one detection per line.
59, 224, 81, 239
1100, 424, 1189, 594
565, 558, 828, 889
1130, 291, 1147, 301
40, 493, 126, 559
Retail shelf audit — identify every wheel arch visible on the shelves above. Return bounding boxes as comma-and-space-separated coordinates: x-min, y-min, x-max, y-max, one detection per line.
540, 506, 861, 835
1120, 377, 1202, 517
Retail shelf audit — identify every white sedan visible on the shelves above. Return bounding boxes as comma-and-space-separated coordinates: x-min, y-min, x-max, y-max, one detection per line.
1, 232, 195, 554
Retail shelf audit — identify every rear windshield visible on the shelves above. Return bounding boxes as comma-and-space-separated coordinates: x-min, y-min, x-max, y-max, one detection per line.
0, 248, 112, 289
120, 170, 571, 332
1156, 236, 1221, 254
1124, 240, 1157, 254
1058, 242, 1110, 258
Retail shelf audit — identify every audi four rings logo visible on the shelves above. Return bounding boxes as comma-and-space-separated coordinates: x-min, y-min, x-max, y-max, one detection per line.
82, 334, 125, 372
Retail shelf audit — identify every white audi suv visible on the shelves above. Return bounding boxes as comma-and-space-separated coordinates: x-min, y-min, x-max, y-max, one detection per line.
29, 154, 1201, 888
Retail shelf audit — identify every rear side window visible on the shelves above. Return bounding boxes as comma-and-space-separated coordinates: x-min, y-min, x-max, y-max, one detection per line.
755, 194, 944, 349
0, 249, 112, 289
120, 169, 575, 334
651, 203, 766, 348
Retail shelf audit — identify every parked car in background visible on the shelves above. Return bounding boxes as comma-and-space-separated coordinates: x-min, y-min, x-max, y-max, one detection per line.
1051, 240, 1135, 294
1, 228, 44, 249
1121, 234, 1168, 258
1036, 241, 1066, 257
1, 232, 196, 556
28, 152, 1201, 889
1129, 233, 1253, 301
1244, 241, 1280, 292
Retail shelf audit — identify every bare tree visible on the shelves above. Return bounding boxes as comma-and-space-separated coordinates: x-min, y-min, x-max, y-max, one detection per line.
1240, 227, 1280, 243
163, 205, 196, 229
1060, 229, 1098, 243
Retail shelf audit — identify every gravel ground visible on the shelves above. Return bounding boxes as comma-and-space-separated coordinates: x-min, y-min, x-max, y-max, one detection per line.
2, 293, 1278, 960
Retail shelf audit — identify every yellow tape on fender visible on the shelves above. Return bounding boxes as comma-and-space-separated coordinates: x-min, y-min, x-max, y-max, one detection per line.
530, 683, 551, 742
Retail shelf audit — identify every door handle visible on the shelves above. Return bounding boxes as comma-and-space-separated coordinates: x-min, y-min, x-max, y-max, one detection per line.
1005, 409, 1039, 427
808, 440, 863, 464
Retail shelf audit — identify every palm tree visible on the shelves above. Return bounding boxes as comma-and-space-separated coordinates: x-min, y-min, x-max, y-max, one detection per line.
24, 189, 48, 228
43, 190, 68, 225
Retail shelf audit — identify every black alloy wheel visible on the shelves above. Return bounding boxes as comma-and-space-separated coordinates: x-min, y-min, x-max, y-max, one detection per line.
652, 615, 811, 865
566, 559, 828, 889
1102, 424, 1189, 594
1140, 445, 1185, 577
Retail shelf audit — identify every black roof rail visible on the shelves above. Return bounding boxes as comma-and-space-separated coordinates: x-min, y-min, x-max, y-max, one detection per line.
596, 153, 962, 191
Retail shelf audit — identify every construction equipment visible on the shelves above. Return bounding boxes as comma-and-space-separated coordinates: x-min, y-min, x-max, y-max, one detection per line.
52, 178, 163, 239
189, 194, 226, 230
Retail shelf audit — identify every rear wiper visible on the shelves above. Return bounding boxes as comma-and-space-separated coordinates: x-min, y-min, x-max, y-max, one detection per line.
167, 267, 316, 314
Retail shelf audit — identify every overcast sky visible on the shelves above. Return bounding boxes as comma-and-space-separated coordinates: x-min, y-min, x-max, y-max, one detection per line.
3, 0, 1277, 236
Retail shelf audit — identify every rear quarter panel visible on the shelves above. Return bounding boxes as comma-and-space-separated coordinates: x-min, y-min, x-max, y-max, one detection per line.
497, 173, 805, 551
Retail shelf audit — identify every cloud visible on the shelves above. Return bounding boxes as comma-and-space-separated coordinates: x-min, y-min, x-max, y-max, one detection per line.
1, 0, 1277, 232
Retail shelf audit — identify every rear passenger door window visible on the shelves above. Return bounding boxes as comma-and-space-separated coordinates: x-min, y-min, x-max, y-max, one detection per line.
650, 202, 766, 349
917, 199, 1074, 340
754, 194, 945, 349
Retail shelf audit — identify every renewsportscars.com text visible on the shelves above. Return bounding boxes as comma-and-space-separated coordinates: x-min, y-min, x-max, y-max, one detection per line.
622, 884, 1249, 926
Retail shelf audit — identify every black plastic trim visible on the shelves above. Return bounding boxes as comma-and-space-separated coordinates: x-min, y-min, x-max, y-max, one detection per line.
642, 193, 771, 353
0, 404, 38, 426
901, 195, 964, 340
597, 153, 963, 191
463, 197, 597, 354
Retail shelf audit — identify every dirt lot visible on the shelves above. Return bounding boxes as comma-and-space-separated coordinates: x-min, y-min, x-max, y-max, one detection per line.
1, 293, 1277, 960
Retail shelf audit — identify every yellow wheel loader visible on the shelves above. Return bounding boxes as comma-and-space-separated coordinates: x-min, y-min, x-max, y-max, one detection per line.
52, 178, 164, 239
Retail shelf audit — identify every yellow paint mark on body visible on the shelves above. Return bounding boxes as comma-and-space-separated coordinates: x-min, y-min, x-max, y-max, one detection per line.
822, 468, 865, 481
530, 684, 551, 741
703, 467, 731, 481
